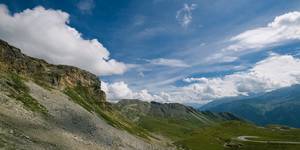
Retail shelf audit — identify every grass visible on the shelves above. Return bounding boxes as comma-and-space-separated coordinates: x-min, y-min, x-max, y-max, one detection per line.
232, 142, 300, 150
174, 121, 300, 150
3, 73, 49, 116
15, 93, 48, 116
138, 116, 203, 141
64, 85, 153, 140
116, 103, 214, 141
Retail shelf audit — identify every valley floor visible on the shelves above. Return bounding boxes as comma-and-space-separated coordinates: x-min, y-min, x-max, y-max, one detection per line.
174, 121, 300, 150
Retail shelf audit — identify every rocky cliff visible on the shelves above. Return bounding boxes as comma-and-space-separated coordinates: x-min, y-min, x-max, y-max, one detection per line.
0, 39, 105, 105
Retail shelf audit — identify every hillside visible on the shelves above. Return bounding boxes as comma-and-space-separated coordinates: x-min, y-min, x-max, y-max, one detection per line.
0, 39, 174, 149
114, 99, 300, 150
201, 84, 300, 127
114, 99, 240, 140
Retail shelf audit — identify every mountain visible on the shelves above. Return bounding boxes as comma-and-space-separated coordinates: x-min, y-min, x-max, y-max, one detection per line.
2, 39, 300, 150
114, 99, 300, 150
114, 99, 240, 140
201, 84, 300, 127
0, 39, 174, 149
115, 99, 240, 123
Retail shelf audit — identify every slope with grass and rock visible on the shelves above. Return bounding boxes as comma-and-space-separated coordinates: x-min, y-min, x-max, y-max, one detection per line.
0, 39, 175, 150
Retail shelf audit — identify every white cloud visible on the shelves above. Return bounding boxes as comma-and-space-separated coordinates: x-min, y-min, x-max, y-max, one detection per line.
183, 77, 207, 83
77, 0, 95, 14
106, 81, 133, 99
226, 11, 300, 52
103, 54, 300, 104
205, 53, 238, 63
182, 54, 300, 101
176, 3, 197, 28
206, 11, 300, 64
148, 58, 190, 67
0, 4, 127, 75
101, 81, 167, 102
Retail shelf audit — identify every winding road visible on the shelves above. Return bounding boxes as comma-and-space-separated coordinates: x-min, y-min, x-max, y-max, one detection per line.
235, 136, 300, 144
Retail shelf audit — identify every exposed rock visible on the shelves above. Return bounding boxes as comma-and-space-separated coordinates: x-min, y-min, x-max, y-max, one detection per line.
0, 39, 105, 105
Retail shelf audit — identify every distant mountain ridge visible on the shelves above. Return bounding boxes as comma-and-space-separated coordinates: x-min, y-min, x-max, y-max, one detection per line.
115, 99, 240, 124
114, 99, 241, 141
201, 84, 300, 127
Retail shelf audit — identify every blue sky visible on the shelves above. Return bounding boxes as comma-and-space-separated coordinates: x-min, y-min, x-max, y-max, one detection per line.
2, 0, 300, 103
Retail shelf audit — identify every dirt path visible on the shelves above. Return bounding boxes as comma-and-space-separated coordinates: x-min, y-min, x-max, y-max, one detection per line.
236, 136, 300, 144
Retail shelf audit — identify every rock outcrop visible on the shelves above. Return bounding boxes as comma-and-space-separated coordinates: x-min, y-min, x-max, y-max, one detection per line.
0, 39, 105, 105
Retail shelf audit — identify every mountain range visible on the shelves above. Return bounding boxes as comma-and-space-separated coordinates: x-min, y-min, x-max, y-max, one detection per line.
201, 84, 300, 127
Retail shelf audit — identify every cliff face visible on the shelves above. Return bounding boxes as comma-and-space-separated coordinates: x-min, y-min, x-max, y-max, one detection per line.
0, 39, 105, 105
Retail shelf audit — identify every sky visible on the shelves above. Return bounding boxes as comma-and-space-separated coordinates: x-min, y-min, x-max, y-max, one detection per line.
1, 0, 300, 104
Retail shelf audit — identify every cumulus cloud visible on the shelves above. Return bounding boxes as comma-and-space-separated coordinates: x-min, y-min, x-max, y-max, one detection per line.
176, 3, 197, 28
101, 81, 169, 102
182, 54, 300, 101
77, 0, 95, 14
148, 58, 190, 67
0, 4, 127, 75
226, 11, 300, 52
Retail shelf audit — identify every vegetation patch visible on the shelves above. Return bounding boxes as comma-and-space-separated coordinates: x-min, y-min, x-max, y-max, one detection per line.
15, 93, 49, 116
174, 121, 300, 150
2, 73, 49, 117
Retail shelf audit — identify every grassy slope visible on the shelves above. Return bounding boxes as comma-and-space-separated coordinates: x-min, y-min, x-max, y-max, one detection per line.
115, 100, 300, 150
64, 86, 154, 140
0, 73, 49, 116
114, 100, 239, 142
115, 100, 253, 148
175, 121, 300, 150
138, 116, 207, 141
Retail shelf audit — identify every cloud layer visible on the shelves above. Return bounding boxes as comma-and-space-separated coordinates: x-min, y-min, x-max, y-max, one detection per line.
0, 4, 127, 75
180, 54, 300, 102
148, 58, 190, 67
227, 11, 300, 52
104, 54, 300, 103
